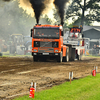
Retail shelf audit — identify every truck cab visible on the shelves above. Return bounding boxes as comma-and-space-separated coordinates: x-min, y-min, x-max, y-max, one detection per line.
31, 24, 67, 62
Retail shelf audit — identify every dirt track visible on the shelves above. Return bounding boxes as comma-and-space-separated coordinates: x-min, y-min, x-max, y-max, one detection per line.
0, 56, 100, 100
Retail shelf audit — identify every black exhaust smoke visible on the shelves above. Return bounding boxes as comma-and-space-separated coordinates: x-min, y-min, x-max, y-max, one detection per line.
20, 0, 69, 25
54, 0, 69, 26
29, 0, 46, 24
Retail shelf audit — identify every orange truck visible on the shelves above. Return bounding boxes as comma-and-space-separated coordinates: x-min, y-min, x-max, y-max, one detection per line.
30, 24, 85, 62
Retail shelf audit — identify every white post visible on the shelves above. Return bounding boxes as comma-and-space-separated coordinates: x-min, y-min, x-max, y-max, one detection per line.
69, 71, 73, 79
69, 71, 73, 84
96, 66, 98, 73
31, 82, 33, 87
34, 82, 36, 91
94, 66, 96, 70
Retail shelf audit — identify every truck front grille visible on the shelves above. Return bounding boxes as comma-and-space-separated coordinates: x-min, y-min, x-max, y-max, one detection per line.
38, 48, 54, 53
40, 42, 52, 47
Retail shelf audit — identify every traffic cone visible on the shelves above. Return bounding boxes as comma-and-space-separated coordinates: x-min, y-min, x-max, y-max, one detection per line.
29, 82, 35, 98
92, 67, 96, 76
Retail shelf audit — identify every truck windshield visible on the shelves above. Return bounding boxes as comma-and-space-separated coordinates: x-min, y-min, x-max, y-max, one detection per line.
34, 28, 59, 39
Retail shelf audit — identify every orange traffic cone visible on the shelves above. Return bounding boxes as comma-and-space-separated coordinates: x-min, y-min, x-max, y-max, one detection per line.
92, 69, 96, 76
29, 82, 35, 98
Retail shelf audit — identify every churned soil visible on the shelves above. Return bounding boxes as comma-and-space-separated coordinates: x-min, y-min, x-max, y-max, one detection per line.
0, 56, 100, 100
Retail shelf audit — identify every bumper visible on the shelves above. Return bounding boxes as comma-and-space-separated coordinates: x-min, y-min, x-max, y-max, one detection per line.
32, 52, 60, 56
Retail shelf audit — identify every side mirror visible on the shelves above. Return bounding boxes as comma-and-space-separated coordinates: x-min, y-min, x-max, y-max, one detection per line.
61, 31, 64, 36
31, 29, 33, 37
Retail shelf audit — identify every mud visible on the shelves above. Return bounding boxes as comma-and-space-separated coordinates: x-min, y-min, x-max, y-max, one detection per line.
0, 56, 100, 100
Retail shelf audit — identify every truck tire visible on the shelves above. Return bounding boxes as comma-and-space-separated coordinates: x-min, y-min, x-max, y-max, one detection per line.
72, 48, 75, 61
57, 51, 62, 63
33, 56, 38, 62
63, 48, 69, 62
69, 46, 72, 61
69, 47, 75, 61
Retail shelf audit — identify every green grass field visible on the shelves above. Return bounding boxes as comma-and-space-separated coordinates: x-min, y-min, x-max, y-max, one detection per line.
13, 74, 100, 100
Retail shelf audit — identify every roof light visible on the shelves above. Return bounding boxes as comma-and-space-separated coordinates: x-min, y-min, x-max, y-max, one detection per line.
59, 26, 63, 31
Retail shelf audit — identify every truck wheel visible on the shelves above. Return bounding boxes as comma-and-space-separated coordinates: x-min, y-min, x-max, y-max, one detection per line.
69, 46, 72, 61
57, 52, 62, 63
72, 48, 75, 61
63, 48, 69, 62
33, 56, 38, 62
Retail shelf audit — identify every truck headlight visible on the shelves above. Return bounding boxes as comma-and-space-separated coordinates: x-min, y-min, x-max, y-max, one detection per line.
52, 42, 58, 47
55, 50, 58, 52
33, 49, 37, 52
34, 41, 40, 47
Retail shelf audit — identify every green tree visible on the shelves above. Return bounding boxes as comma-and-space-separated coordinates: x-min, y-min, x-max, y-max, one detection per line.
66, 0, 100, 26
